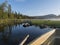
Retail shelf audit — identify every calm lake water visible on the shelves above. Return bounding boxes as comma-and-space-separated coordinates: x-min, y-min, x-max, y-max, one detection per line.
0, 23, 52, 45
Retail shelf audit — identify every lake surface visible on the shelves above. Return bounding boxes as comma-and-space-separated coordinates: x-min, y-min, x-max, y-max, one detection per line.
0, 23, 52, 45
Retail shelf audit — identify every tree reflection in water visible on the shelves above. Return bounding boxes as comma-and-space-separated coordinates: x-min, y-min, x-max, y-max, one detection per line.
0, 25, 12, 45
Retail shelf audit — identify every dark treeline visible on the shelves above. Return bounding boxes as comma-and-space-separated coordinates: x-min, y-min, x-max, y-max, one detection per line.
0, 1, 32, 19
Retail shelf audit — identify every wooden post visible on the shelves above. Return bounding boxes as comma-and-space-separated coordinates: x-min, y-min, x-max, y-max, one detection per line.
19, 34, 29, 45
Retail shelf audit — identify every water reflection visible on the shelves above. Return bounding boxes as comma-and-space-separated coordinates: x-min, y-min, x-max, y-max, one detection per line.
0, 23, 52, 45
0, 25, 12, 45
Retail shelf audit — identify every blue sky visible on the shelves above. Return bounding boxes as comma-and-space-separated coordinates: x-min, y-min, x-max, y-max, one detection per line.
0, 0, 60, 16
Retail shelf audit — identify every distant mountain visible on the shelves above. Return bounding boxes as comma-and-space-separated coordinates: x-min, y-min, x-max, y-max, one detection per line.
32, 14, 58, 19
42, 14, 57, 19
57, 15, 60, 18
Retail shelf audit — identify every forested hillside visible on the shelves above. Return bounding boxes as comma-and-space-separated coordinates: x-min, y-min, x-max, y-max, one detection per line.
0, 1, 31, 19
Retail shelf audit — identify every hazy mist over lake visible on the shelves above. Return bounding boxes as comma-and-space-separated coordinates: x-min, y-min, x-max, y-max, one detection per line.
44, 18, 60, 21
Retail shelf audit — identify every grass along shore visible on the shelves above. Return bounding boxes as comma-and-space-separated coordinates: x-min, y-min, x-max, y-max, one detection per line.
31, 19, 60, 28
0, 19, 60, 28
